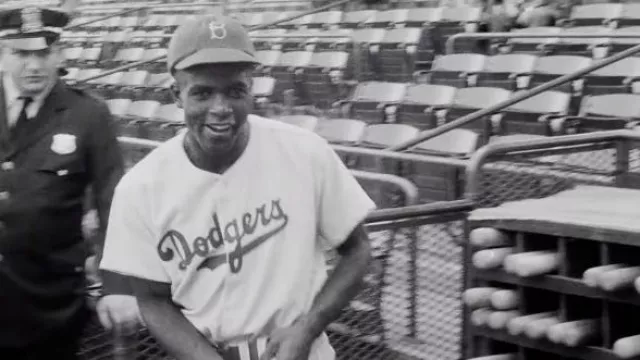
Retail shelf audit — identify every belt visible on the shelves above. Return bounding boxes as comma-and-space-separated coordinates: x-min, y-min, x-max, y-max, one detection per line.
219, 337, 269, 360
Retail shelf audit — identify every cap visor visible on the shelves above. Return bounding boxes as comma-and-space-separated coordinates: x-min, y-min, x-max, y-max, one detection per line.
174, 48, 260, 70
3, 37, 50, 51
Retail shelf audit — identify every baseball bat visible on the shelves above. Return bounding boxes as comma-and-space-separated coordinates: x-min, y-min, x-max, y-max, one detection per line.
613, 334, 640, 358
504, 251, 560, 277
635, 276, 640, 294
524, 316, 561, 340
490, 289, 519, 310
583, 264, 625, 287
471, 308, 493, 327
467, 355, 517, 360
488, 310, 522, 330
472, 247, 515, 270
563, 319, 600, 347
597, 266, 640, 292
507, 312, 556, 336
464, 287, 500, 309
546, 319, 599, 346
469, 227, 511, 248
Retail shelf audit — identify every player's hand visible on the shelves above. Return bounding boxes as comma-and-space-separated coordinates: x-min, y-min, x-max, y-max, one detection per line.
259, 323, 314, 360
96, 295, 144, 331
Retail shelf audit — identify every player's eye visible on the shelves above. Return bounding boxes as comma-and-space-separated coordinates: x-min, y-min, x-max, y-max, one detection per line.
191, 89, 213, 101
226, 87, 247, 99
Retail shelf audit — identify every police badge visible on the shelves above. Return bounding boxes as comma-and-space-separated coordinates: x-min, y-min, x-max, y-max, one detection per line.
21, 7, 43, 34
51, 134, 77, 155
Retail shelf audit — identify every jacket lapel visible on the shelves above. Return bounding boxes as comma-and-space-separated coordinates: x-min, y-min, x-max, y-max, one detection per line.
9, 81, 70, 158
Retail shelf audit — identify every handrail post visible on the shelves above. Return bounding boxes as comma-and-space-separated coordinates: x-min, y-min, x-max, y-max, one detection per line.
385, 42, 640, 152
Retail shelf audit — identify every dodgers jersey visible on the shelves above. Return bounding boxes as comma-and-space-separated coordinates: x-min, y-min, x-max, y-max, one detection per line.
99, 115, 376, 359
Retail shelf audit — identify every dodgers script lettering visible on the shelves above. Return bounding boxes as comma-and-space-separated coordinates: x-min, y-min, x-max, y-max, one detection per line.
157, 199, 289, 273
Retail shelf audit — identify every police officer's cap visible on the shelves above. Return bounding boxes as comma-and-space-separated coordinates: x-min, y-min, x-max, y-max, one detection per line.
0, 7, 69, 51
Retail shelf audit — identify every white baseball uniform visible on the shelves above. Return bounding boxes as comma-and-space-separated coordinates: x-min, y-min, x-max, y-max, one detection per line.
99, 115, 376, 360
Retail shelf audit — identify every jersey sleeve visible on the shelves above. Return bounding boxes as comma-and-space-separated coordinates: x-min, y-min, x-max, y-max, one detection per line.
99, 180, 171, 288
314, 138, 377, 248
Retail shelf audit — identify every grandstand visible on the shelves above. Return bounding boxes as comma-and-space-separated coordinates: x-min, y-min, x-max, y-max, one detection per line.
10, 0, 640, 358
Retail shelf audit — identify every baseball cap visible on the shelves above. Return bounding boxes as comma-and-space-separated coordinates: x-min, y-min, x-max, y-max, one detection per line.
167, 14, 260, 73
0, 7, 70, 50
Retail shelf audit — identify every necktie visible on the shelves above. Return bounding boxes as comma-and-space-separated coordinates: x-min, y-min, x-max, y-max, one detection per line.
15, 96, 33, 128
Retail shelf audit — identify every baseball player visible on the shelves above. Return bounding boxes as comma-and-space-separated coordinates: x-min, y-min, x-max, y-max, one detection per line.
99, 14, 375, 360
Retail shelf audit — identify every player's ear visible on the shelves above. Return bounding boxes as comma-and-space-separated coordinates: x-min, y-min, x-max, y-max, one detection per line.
171, 82, 183, 109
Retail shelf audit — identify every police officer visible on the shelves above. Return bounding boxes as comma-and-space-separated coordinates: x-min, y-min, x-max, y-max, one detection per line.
0, 6, 132, 359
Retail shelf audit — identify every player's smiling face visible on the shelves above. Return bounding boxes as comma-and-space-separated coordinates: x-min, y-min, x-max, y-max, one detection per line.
173, 63, 253, 157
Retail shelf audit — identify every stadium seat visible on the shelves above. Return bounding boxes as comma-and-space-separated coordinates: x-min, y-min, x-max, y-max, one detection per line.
276, 115, 319, 130
79, 47, 102, 67
475, 54, 538, 90
146, 104, 185, 141
364, 9, 409, 28
406, 129, 479, 202
307, 29, 353, 52
250, 29, 288, 51
304, 51, 351, 109
560, 93, 640, 133
552, 26, 612, 58
607, 26, 640, 55
433, 6, 482, 53
420, 53, 486, 87
106, 98, 132, 118
255, 50, 282, 76
413, 129, 479, 157
108, 47, 145, 68
306, 11, 343, 29
271, 51, 314, 104
443, 87, 512, 140
499, 90, 572, 135
499, 27, 562, 55
397, 83, 457, 129
63, 47, 85, 68
526, 55, 592, 94
565, 3, 622, 27
122, 100, 163, 138
356, 123, 420, 207
341, 10, 377, 28
139, 48, 168, 73
401, 7, 443, 28
583, 57, 640, 95
252, 76, 276, 115
376, 27, 423, 82
617, 4, 640, 27
348, 29, 387, 81
337, 82, 407, 123
314, 118, 367, 145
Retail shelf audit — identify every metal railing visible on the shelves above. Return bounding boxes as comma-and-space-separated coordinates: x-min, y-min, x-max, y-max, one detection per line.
117, 136, 422, 207
385, 41, 640, 152
465, 129, 640, 204
445, 31, 640, 55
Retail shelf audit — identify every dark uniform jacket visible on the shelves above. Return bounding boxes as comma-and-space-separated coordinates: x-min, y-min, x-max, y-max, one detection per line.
0, 77, 124, 347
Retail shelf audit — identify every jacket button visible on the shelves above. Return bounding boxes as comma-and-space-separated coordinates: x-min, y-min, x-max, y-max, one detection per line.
1, 162, 14, 171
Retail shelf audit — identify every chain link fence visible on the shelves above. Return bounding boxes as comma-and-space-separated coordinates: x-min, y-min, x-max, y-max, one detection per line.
468, 133, 640, 208
77, 138, 470, 360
